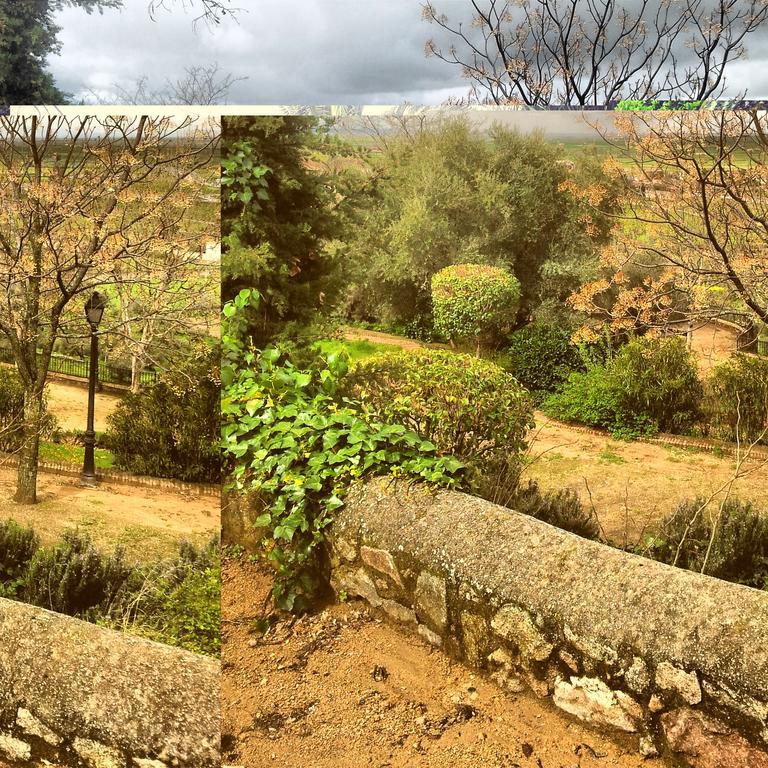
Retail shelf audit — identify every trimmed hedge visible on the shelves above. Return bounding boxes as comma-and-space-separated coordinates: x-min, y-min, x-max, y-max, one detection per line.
706, 353, 768, 445
344, 348, 534, 485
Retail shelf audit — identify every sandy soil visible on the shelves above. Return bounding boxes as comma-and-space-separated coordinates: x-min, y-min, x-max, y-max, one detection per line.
45, 379, 123, 432
526, 414, 768, 546
0, 466, 219, 562
222, 558, 662, 768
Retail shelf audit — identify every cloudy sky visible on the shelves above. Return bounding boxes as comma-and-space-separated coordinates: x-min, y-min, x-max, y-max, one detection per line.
51, 0, 768, 105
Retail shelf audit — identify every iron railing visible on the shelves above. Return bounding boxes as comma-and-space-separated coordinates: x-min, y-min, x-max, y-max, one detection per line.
0, 347, 160, 387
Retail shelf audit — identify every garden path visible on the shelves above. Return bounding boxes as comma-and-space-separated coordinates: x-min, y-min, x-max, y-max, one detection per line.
45, 380, 122, 433
0, 466, 218, 562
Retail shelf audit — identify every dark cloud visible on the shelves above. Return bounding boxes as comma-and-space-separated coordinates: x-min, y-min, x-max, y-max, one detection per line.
50, 0, 768, 105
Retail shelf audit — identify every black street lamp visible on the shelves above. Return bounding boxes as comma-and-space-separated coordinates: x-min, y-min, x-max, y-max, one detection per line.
80, 291, 107, 487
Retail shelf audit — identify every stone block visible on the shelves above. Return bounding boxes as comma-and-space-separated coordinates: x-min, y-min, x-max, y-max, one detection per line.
552, 676, 639, 732
73, 737, 126, 768
625, 657, 651, 694
0, 734, 31, 763
417, 624, 443, 647
415, 571, 447, 632
361, 546, 403, 587
460, 612, 488, 667
380, 598, 417, 626
16, 707, 62, 746
661, 708, 768, 768
492, 605, 553, 662
655, 662, 701, 705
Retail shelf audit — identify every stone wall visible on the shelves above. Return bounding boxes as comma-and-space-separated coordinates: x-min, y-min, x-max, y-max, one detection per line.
0, 598, 220, 767
328, 478, 768, 768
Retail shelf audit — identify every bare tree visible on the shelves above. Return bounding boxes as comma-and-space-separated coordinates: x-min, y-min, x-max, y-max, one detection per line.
92, 63, 246, 105
0, 114, 219, 504
148, 0, 237, 24
422, 0, 768, 106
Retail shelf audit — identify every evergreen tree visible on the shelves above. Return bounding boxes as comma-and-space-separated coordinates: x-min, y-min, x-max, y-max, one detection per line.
0, 1, 120, 105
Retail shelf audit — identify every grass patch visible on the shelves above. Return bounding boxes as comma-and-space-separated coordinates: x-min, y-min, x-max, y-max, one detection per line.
313, 338, 400, 363
597, 446, 626, 465
39, 441, 115, 469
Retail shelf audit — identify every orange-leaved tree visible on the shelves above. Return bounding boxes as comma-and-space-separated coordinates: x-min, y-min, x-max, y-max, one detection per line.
569, 110, 768, 343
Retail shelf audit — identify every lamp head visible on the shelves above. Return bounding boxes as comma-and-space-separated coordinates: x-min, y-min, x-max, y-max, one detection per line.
85, 291, 107, 328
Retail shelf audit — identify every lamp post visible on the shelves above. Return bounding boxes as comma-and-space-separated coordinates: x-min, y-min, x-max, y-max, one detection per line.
81, 291, 106, 487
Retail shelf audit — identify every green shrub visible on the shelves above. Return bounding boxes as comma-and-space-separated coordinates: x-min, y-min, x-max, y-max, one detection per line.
106, 343, 221, 483
508, 480, 601, 541
609, 336, 702, 434
116, 539, 221, 656
503, 323, 586, 404
544, 336, 702, 438
344, 348, 534, 481
24, 531, 133, 617
643, 497, 768, 589
0, 368, 24, 451
0, 520, 39, 597
221, 289, 464, 613
706, 354, 768, 444
431, 264, 521, 353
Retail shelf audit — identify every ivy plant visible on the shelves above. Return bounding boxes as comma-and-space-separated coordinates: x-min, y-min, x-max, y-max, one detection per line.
221, 289, 464, 612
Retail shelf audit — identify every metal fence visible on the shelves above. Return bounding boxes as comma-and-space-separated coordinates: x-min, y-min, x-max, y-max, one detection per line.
0, 347, 160, 387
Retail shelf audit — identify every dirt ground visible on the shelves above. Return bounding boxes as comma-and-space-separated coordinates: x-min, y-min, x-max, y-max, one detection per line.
0, 465, 219, 562
222, 558, 662, 768
675, 321, 739, 373
526, 413, 768, 545
45, 379, 122, 432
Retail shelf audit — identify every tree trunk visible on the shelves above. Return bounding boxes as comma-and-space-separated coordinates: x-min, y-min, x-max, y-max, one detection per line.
13, 387, 45, 505
131, 352, 143, 394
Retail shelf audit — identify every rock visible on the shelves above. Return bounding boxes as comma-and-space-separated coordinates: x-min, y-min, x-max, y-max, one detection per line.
523, 670, 551, 698
625, 657, 651, 694
334, 568, 381, 607
361, 546, 403, 587
133, 760, 168, 768
460, 612, 488, 667
559, 650, 580, 674
563, 624, 618, 666
702, 680, 768, 726
415, 572, 447, 632
417, 624, 443, 647
379, 598, 417, 626
491, 605, 553, 662
16, 707, 62, 746
648, 693, 666, 713
655, 662, 701, 705
73, 737, 124, 768
661, 708, 768, 768
332, 536, 358, 563
552, 676, 639, 733
0, 734, 32, 763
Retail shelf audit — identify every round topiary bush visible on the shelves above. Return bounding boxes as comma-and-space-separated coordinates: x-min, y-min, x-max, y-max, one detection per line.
344, 348, 534, 482
431, 264, 521, 354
